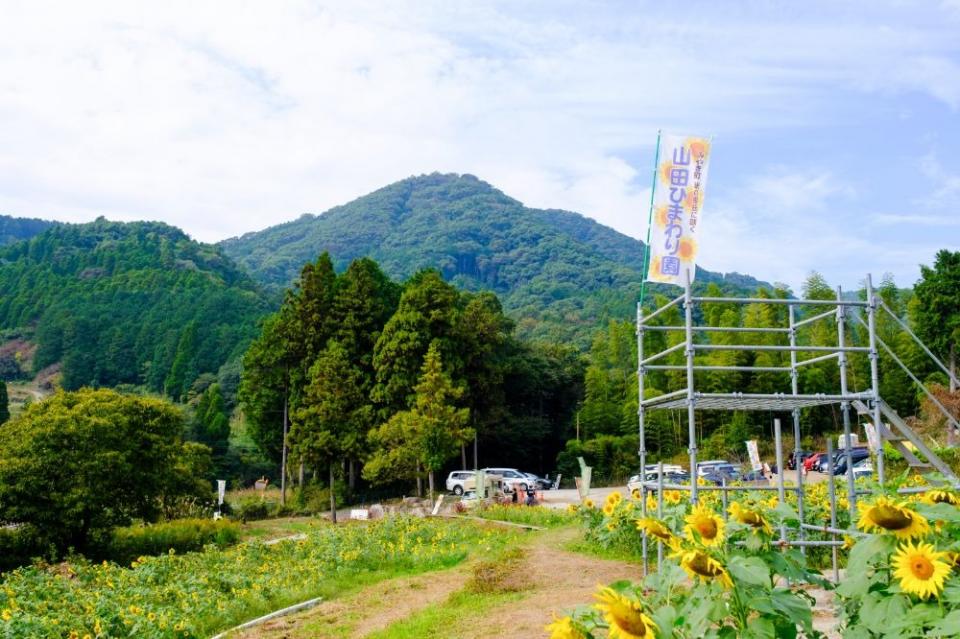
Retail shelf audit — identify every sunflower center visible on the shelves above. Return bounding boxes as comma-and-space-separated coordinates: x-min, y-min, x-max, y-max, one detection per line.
910, 556, 935, 580
611, 607, 648, 636
696, 519, 718, 538
689, 553, 720, 578
872, 505, 913, 530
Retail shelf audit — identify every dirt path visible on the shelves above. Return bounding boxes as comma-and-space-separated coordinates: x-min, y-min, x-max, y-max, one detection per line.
231, 526, 638, 639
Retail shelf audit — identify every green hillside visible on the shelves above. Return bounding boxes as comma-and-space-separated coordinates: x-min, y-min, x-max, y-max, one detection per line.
0, 218, 271, 396
0, 214, 56, 246
221, 173, 768, 344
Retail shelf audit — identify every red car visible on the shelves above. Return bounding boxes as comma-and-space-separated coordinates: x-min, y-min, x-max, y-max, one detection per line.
804, 452, 826, 472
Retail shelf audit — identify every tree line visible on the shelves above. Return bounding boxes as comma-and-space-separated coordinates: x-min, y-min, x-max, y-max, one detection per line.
239, 254, 583, 513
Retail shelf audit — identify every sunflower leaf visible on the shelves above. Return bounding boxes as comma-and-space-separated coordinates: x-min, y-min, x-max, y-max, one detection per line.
847, 535, 896, 576
915, 502, 960, 523
729, 555, 770, 587
930, 609, 960, 637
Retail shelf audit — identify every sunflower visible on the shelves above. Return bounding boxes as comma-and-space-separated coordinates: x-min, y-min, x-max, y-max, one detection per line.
607, 491, 623, 505
603, 502, 616, 517
566, 504, 579, 514
891, 541, 952, 599
857, 496, 930, 539
663, 490, 682, 505
606, 521, 618, 531
635, 517, 679, 550
676, 549, 734, 588
584, 498, 595, 509
545, 615, 586, 639
728, 502, 773, 536
684, 504, 726, 546
593, 586, 658, 639
631, 488, 642, 500
922, 490, 960, 506
645, 494, 657, 512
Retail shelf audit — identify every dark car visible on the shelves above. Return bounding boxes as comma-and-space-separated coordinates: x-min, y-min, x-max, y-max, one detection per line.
702, 464, 742, 485
833, 448, 871, 475
787, 451, 813, 470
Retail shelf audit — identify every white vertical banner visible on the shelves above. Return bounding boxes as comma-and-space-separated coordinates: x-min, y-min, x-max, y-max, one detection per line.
646, 133, 712, 285
745, 440, 762, 471
217, 479, 226, 505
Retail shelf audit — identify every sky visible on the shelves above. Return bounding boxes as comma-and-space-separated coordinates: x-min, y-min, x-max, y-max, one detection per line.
1, 0, 958, 292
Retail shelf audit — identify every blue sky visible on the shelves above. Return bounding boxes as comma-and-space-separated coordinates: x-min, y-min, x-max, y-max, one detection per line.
0, 0, 958, 291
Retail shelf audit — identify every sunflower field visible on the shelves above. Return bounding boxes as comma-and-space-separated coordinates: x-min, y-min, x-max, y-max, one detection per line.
0, 516, 501, 638
553, 478, 960, 638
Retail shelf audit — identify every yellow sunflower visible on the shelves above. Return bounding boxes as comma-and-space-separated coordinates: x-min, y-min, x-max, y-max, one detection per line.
606, 521, 618, 531
857, 496, 930, 539
631, 488, 641, 500
676, 549, 734, 588
728, 502, 773, 536
891, 541, 952, 599
684, 503, 726, 546
663, 490, 682, 505
593, 586, 658, 639
645, 494, 657, 512
584, 498, 595, 509
566, 504, 579, 514
603, 502, 616, 517
607, 491, 623, 505
922, 490, 960, 506
545, 615, 586, 639
635, 517, 679, 550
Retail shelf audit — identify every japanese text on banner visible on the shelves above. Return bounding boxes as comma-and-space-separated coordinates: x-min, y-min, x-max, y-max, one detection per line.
645, 134, 711, 285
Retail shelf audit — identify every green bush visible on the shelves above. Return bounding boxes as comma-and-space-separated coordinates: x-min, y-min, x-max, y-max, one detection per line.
0, 525, 46, 573
99, 519, 240, 565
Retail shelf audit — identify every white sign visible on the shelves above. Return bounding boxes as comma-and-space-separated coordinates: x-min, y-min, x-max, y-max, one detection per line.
217, 480, 226, 505
745, 440, 762, 471
863, 423, 880, 453
349, 509, 369, 520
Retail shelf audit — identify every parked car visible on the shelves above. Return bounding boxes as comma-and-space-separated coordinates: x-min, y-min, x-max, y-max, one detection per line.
852, 457, 874, 479
741, 469, 767, 483
832, 448, 871, 475
696, 460, 730, 477
627, 470, 689, 494
524, 473, 553, 490
481, 467, 531, 493
787, 451, 813, 470
446, 470, 476, 496
702, 464, 742, 485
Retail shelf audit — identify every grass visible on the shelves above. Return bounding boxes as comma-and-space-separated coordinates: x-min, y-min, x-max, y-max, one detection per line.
563, 536, 645, 565
367, 541, 531, 639
467, 504, 576, 528
239, 516, 322, 541
365, 590, 522, 639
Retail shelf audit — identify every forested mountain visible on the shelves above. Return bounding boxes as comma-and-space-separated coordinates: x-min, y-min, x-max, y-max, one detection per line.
0, 218, 271, 396
0, 214, 56, 246
221, 173, 769, 345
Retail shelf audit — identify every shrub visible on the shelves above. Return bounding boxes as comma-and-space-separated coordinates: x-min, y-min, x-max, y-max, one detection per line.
0, 525, 47, 573
98, 519, 240, 565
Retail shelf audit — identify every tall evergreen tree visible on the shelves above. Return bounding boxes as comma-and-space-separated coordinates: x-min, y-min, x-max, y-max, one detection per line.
372, 270, 460, 413
365, 343, 471, 499
290, 340, 365, 522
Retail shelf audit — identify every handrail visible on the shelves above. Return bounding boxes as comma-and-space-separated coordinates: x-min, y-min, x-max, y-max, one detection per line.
793, 308, 836, 329
641, 325, 790, 333
693, 344, 869, 353
851, 314, 960, 429
693, 296, 869, 307
880, 301, 960, 388
638, 293, 686, 325
638, 341, 686, 366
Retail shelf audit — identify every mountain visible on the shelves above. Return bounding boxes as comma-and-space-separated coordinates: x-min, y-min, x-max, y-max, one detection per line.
222, 173, 768, 344
0, 215, 56, 246
0, 218, 272, 396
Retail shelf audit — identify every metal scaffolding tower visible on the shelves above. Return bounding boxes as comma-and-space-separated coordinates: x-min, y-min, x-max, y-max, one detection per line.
636, 273, 960, 577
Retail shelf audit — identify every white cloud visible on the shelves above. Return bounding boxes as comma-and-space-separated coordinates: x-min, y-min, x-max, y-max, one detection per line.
0, 0, 957, 293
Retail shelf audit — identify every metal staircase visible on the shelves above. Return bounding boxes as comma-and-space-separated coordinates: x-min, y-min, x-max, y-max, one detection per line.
852, 398, 959, 484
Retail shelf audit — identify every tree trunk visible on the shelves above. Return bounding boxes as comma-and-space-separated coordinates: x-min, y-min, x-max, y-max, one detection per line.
461, 443, 467, 470
329, 462, 337, 523
950, 345, 957, 393
428, 470, 435, 501
473, 432, 478, 470
298, 461, 304, 487
416, 462, 423, 498
348, 459, 356, 491
280, 392, 288, 506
